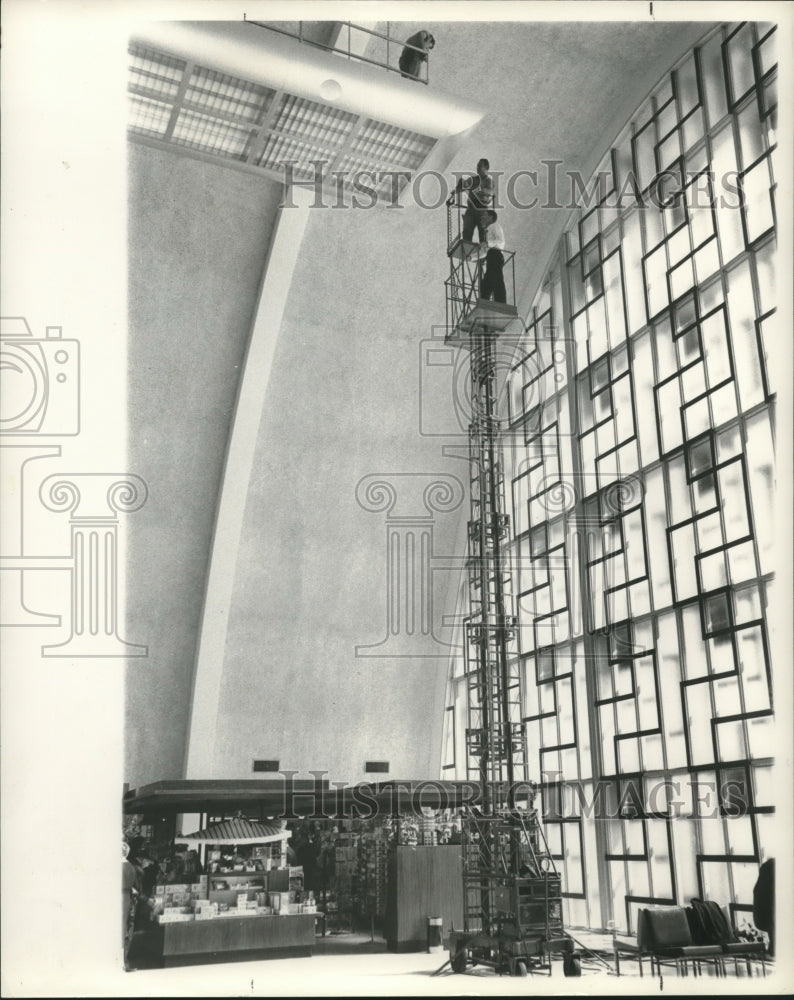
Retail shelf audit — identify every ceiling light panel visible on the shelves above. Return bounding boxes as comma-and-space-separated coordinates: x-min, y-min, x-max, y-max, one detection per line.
184, 67, 274, 124
332, 153, 413, 200
128, 45, 185, 137
129, 45, 185, 98
352, 121, 435, 169
128, 93, 174, 137
128, 42, 438, 197
270, 93, 357, 146
171, 110, 257, 159
257, 134, 334, 180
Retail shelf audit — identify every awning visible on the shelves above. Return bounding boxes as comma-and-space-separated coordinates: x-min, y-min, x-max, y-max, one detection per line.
174, 818, 290, 846
123, 777, 329, 816
124, 777, 514, 818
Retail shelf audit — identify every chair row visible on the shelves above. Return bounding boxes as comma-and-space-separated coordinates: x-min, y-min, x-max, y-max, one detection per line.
613, 904, 767, 979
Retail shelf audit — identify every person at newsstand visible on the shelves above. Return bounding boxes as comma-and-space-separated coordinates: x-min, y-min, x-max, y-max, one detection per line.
122, 841, 140, 971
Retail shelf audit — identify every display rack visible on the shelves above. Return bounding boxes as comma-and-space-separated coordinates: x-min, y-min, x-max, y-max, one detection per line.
332, 831, 359, 931
360, 831, 389, 919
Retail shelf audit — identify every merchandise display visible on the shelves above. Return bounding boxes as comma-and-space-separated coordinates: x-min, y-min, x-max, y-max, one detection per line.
305, 811, 466, 932
333, 832, 360, 930
153, 867, 314, 924
360, 833, 389, 919
123, 793, 473, 967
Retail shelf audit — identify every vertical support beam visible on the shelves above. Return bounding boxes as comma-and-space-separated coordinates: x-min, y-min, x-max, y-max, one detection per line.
184, 185, 313, 778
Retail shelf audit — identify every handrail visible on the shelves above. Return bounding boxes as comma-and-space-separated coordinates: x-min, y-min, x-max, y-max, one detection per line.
446, 247, 518, 339
244, 19, 430, 84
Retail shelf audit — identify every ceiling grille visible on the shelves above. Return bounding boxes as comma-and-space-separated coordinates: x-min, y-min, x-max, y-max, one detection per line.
270, 94, 357, 145
352, 121, 435, 168
127, 42, 437, 200
185, 67, 274, 123
334, 152, 383, 176
129, 93, 173, 137
257, 134, 333, 180
129, 46, 185, 97
333, 153, 412, 199
171, 109, 257, 159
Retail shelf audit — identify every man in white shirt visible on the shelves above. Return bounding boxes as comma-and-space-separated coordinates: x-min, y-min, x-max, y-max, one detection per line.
477, 210, 507, 303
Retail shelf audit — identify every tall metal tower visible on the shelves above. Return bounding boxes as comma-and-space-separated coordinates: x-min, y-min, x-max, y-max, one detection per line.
444, 192, 578, 977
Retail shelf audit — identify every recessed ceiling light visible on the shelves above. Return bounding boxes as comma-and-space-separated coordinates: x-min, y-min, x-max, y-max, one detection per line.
320, 78, 342, 101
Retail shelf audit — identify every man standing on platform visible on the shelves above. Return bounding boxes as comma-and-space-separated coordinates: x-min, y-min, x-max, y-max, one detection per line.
478, 210, 507, 304
456, 158, 496, 243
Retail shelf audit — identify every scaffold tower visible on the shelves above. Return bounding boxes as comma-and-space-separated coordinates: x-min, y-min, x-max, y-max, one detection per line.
443, 191, 580, 977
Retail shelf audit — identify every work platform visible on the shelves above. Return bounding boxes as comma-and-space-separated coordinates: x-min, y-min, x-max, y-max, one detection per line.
445, 299, 519, 348
447, 237, 478, 261
444, 192, 519, 346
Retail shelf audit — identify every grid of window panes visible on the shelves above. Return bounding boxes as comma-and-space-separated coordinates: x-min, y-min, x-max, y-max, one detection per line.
441, 21, 777, 936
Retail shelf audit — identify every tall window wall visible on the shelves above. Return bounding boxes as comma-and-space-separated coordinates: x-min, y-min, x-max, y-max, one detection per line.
441, 21, 778, 935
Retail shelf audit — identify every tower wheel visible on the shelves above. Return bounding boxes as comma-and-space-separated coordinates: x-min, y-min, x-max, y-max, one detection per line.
450, 947, 468, 973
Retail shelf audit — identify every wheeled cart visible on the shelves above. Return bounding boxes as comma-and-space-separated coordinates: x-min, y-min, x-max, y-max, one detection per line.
446, 810, 582, 977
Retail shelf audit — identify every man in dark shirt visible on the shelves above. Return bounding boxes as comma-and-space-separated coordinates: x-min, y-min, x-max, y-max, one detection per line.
122, 841, 140, 970
399, 30, 435, 81
456, 158, 496, 243
753, 858, 775, 955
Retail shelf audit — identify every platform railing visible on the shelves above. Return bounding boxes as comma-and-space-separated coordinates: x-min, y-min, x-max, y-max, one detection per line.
445, 250, 517, 338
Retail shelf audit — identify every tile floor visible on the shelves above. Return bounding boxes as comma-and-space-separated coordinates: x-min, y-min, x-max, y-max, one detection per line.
110, 927, 782, 998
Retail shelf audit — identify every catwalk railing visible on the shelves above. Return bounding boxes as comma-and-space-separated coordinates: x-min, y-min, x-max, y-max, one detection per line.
245, 20, 431, 83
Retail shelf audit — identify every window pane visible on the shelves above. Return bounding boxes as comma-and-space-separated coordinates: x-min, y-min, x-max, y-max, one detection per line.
727, 259, 764, 409
725, 24, 755, 106
701, 32, 728, 126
